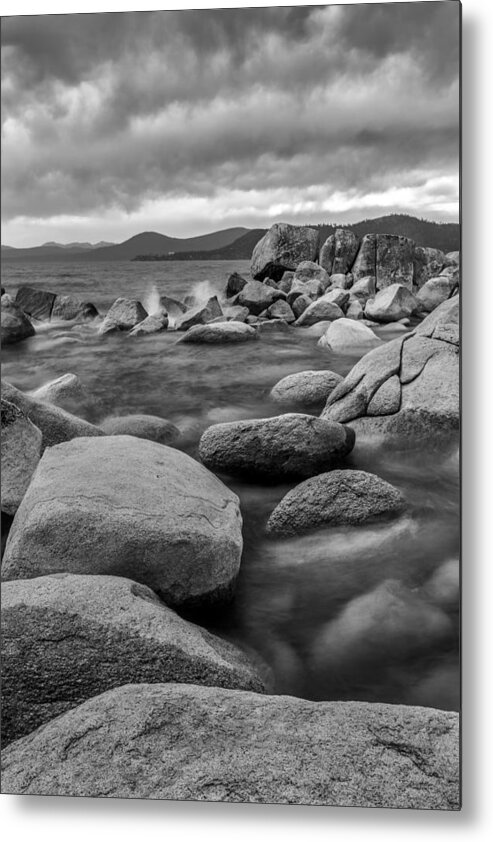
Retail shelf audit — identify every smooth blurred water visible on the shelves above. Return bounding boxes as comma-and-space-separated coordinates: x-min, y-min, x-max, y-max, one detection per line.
1, 259, 460, 710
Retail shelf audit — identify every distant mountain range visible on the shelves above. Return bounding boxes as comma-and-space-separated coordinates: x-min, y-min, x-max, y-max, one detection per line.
1, 216, 459, 262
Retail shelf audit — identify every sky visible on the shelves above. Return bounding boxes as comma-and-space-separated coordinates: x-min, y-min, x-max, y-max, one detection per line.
1, 2, 460, 247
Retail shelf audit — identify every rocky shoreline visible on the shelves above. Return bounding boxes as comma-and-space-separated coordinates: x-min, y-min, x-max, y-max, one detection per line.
1, 222, 460, 808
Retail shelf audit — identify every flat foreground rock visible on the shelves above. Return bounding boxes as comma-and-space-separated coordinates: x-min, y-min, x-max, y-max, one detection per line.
267, 469, 406, 536
2, 436, 243, 607
1, 683, 459, 808
270, 370, 343, 407
199, 413, 354, 479
1, 574, 267, 744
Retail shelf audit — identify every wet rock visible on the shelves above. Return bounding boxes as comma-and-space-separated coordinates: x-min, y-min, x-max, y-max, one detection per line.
1, 574, 268, 744
28, 373, 90, 415
174, 296, 222, 330
15, 286, 56, 321
375, 235, 415, 290
317, 318, 381, 352
265, 299, 295, 323
128, 311, 168, 335
199, 413, 354, 480
225, 272, 248, 298
270, 370, 343, 408
99, 298, 148, 335
1, 399, 42, 516
237, 280, 284, 316
319, 229, 359, 275
416, 276, 458, 313
1, 683, 459, 808
51, 295, 99, 321
365, 284, 418, 323
267, 469, 406, 536
99, 414, 180, 445
251, 223, 319, 281
1, 295, 35, 346
1, 380, 104, 451
177, 322, 258, 343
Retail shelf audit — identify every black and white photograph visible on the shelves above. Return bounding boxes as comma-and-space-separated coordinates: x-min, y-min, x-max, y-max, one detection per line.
1, 0, 461, 811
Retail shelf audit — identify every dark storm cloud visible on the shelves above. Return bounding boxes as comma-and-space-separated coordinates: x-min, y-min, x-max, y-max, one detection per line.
1, 2, 460, 234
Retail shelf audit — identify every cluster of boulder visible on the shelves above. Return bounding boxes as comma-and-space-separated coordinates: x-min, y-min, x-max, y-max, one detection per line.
0, 221, 460, 806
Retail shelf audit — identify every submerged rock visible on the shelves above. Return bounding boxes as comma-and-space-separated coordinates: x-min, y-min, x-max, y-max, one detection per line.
270, 370, 343, 408
1, 573, 268, 744
1, 399, 42, 516
365, 284, 418, 323
251, 223, 319, 281
267, 469, 406, 536
99, 414, 180, 445
99, 298, 148, 335
2, 436, 243, 608
1, 683, 459, 808
178, 322, 258, 343
1, 380, 104, 451
1, 295, 35, 346
199, 413, 354, 480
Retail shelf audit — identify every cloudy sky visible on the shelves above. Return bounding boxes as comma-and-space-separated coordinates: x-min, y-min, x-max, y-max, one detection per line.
1, 2, 460, 247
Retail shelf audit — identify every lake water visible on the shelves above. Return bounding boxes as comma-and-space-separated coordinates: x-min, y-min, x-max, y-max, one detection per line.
1, 259, 460, 710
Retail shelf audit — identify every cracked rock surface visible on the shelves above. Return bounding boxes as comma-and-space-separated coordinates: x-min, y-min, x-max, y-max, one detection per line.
322, 296, 459, 446
1, 399, 42, 515
1, 682, 459, 808
1, 574, 268, 745
2, 435, 243, 607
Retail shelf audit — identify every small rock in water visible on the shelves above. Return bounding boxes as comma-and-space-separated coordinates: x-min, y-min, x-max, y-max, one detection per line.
1, 295, 35, 346
177, 322, 258, 343
317, 318, 381, 352
270, 370, 343, 408
99, 298, 148, 335
199, 413, 355, 480
225, 272, 248, 297
174, 296, 222, 330
267, 469, 406, 536
100, 414, 180, 445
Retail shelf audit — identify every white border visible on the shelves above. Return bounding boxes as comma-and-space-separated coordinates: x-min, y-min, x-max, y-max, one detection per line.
2, 1, 492, 840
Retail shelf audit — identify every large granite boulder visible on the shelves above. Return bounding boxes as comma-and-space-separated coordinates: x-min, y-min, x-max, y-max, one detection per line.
295, 295, 345, 327
15, 286, 56, 321
365, 284, 418, 323
375, 235, 415, 290
270, 370, 343, 408
251, 223, 319, 281
199, 413, 354, 480
267, 469, 406, 536
175, 296, 222, 330
1, 295, 35, 346
177, 322, 258, 343
416, 276, 458, 313
319, 229, 359, 275
99, 298, 148, 335
351, 234, 377, 281
1, 683, 459, 808
1, 380, 104, 451
99, 414, 180, 445
321, 304, 459, 446
237, 280, 284, 315
317, 318, 381, 352
413, 247, 447, 289
2, 436, 243, 607
1, 574, 268, 745
128, 312, 168, 335
51, 295, 99, 321
1, 399, 42, 516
